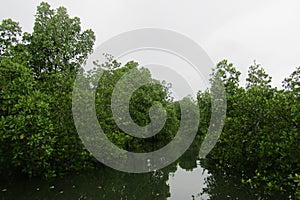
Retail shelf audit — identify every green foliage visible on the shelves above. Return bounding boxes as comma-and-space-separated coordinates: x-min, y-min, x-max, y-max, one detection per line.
0, 3, 178, 178
0, 59, 56, 177
202, 60, 300, 197
246, 62, 272, 89
214, 59, 241, 94
283, 66, 300, 95
27, 2, 96, 176
1, 4, 300, 199
0, 19, 21, 56
0, 2, 97, 178
92, 58, 179, 153
28, 2, 95, 78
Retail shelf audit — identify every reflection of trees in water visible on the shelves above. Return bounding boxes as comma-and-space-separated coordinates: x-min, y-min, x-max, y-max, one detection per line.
54, 164, 178, 200
170, 136, 291, 200
177, 136, 202, 171
1, 132, 292, 200
0, 161, 177, 200
200, 159, 291, 200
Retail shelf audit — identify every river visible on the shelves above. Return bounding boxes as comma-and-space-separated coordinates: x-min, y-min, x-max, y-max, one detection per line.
0, 143, 290, 200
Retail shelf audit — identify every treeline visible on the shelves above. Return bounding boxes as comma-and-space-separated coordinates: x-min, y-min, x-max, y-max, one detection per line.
199, 60, 300, 197
0, 2, 299, 198
0, 2, 97, 178
0, 2, 186, 178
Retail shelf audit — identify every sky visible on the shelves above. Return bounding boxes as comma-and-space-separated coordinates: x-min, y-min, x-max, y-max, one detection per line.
1, 0, 300, 88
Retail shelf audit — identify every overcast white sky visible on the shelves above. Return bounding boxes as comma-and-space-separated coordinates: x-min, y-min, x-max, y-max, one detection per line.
1, 0, 300, 88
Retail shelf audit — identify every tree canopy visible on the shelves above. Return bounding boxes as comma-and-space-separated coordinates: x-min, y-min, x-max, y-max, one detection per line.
0, 2, 299, 198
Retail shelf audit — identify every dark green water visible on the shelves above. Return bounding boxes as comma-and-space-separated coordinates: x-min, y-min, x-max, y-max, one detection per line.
0, 144, 291, 200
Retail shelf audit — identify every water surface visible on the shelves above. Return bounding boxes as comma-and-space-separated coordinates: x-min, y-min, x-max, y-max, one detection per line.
0, 143, 290, 200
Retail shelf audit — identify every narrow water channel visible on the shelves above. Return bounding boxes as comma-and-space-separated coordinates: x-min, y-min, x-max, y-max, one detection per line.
0, 144, 290, 200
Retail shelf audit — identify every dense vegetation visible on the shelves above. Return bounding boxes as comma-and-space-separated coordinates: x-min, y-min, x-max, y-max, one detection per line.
0, 2, 299, 198
199, 60, 300, 197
